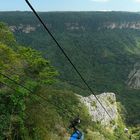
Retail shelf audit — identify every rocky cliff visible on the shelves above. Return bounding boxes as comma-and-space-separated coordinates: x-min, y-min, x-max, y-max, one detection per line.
80, 92, 118, 125
101, 21, 140, 30
127, 62, 140, 89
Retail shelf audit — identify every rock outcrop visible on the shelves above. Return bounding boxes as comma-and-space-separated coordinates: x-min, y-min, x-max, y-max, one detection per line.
80, 92, 118, 125
8, 21, 140, 34
127, 62, 140, 89
9, 24, 36, 33
100, 22, 140, 30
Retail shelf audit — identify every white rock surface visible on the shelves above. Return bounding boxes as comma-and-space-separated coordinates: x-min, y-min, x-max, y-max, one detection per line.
79, 92, 118, 125
9, 24, 36, 33
103, 22, 140, 30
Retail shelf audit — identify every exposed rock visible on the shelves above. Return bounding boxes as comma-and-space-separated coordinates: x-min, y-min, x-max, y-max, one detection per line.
102, 22, 140, 30
79, 92, 118, 125
65, 22, 85, 31
9, 24, 36, 33
127, 62, 140, 89
9, 21, 140, 34
9, 26, 17, 32
22, 25, 36, 33
18, 24, 24, 30
54, 21, 140, 31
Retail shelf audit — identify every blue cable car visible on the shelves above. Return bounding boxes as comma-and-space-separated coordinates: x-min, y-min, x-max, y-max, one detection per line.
69, 116, 84, 140
70, 129, 84, 140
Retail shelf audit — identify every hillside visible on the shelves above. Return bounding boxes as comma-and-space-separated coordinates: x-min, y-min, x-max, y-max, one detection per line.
0, 11, 140, 124
1, 22, 135, 140
0, 11, 140, 138
1, 11, 140, 90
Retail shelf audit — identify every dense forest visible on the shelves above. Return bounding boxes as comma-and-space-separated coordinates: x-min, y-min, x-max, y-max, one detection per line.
0, 11, 140, 139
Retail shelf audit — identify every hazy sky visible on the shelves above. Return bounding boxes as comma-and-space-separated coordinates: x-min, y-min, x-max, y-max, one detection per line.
1, 0, 140, 12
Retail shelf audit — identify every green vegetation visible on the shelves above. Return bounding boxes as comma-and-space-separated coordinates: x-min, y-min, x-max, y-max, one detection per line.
0, 11, 140, 139
91, 101, 97, 108
107, 96, 115, 105
0, 11, 139, 126
0, 22, 131, 140
0, 23, 60, 139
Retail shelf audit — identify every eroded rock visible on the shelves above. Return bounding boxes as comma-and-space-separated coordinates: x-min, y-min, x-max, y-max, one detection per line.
79, 92, 118, 125
127, 62, 140, 89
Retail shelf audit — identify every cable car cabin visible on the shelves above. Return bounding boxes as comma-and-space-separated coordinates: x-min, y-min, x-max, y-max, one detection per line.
70, 130, 84, 140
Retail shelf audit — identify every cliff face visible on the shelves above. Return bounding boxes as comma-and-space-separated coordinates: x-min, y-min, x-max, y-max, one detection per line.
101, 22, 140, 30
9, 21, 140, 33
9, 24, 36, 33
1, 11, 140, 127
80, 92, 118, 125
127, 63, 140, 89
